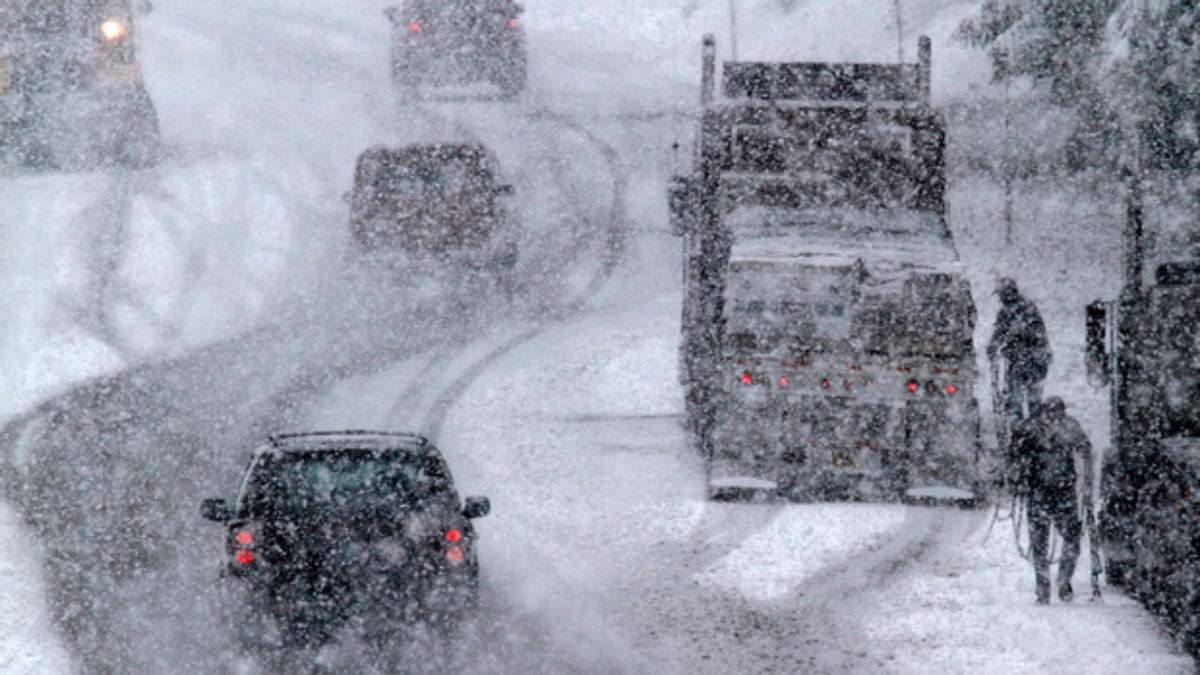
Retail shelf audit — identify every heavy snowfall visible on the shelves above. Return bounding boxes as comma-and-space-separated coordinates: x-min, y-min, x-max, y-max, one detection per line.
1, 0, 1198, 673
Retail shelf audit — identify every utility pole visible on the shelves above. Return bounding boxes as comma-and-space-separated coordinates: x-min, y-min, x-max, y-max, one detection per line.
893, 0, 906, 62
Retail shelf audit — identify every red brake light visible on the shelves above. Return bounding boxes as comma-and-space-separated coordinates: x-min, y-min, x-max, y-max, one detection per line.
234, 549, 254, 565
507, 17, 519, 29
778, 376, 790, 388
945, 383, 958, 396
445, 528, 462, 543
906, 379, 919, 394
234, 531, 253, 546
445, 546, 464, 564
408, 20, 422, 33
741, 371, 752, 385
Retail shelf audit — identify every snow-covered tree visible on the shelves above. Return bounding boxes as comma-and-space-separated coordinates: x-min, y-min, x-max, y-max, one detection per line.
960, 0, 1199, 171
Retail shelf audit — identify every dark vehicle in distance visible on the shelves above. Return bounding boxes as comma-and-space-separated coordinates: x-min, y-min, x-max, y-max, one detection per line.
347, 143, 518, 276
0, 0, 160, 168
386, 0, 527, 99
201, 431, 491, 653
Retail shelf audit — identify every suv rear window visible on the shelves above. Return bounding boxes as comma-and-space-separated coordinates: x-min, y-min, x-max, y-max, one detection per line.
240, 449, 454, 518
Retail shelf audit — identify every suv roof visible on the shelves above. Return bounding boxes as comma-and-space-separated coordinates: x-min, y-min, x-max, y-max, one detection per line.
267, 430, 430, 453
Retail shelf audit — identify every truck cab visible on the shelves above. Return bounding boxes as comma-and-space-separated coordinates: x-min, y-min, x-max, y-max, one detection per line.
1085, 174, 1200, 651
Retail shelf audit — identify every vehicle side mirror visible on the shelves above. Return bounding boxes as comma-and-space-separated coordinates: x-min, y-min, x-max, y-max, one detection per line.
494, 184, 515, 197
200, 498, 234, 522
383, 6, 400, 24
668, 175, 694, 236
1085, 300, 1111, 388
463, 496, 490, 519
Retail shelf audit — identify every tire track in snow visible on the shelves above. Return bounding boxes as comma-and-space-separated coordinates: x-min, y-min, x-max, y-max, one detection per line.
419, 104, 630, 439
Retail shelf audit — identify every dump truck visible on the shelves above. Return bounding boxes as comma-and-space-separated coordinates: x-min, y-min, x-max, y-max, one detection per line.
670, 36, 983, 502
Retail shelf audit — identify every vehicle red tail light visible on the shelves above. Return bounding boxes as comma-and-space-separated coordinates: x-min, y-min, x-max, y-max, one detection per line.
778, 376, 790, 388
507, 17, 519, 29
906, 379, 919, 394
445, 528, 462, 543
445, 546, 464, 564
945, 383, 958, 396
231, 528, 256, 567
741, 371, 752, 385
820, 378, 831, 390
408, 20, 422, 33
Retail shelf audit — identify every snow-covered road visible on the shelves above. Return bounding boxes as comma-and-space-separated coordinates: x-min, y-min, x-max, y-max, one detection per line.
0, 0, 1195, 672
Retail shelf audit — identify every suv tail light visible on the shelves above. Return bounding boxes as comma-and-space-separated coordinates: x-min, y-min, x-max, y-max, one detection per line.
445, 528, 465, 565
229, 526, 257, 567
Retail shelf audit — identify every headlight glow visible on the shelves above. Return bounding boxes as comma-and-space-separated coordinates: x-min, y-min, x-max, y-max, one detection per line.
100, 19, 128, 43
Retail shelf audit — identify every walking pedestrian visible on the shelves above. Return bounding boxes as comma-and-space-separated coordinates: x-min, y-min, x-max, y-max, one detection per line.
1009, 397, 1096, 604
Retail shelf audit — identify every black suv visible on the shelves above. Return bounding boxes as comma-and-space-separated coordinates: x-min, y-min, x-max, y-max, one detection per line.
385, 0, 527, 100
347, 143, 518, 277
0, 0, 160, 168
201, 431, 490, 653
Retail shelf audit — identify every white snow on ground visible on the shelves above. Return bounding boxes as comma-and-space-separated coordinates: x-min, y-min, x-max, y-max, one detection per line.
695, 504, 907, 602
0, 503, 73, 674
860, 515, 1193, 674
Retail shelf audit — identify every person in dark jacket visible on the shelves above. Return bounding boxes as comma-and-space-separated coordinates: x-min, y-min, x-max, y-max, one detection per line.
1009, 396, 1096, 604
988, 277, 1052, 433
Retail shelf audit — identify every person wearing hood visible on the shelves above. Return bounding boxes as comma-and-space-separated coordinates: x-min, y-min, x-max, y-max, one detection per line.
988, 277, 1052, 426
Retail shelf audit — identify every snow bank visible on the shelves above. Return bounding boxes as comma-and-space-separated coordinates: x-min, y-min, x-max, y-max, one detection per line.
0, 503, 73, 674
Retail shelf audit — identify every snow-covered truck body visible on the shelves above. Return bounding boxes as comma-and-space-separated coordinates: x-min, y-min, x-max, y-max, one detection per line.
0, 0, 159, 168
671, 36, 982, 501
1086, 174, 1200, 652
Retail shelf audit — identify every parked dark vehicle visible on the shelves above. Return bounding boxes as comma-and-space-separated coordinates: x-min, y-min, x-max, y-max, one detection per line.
1086, 173, 1200, 654
385, 0, 527, 100
200, 431, 491, 654
0, 0, 160, 169
347, 143, 518, 278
